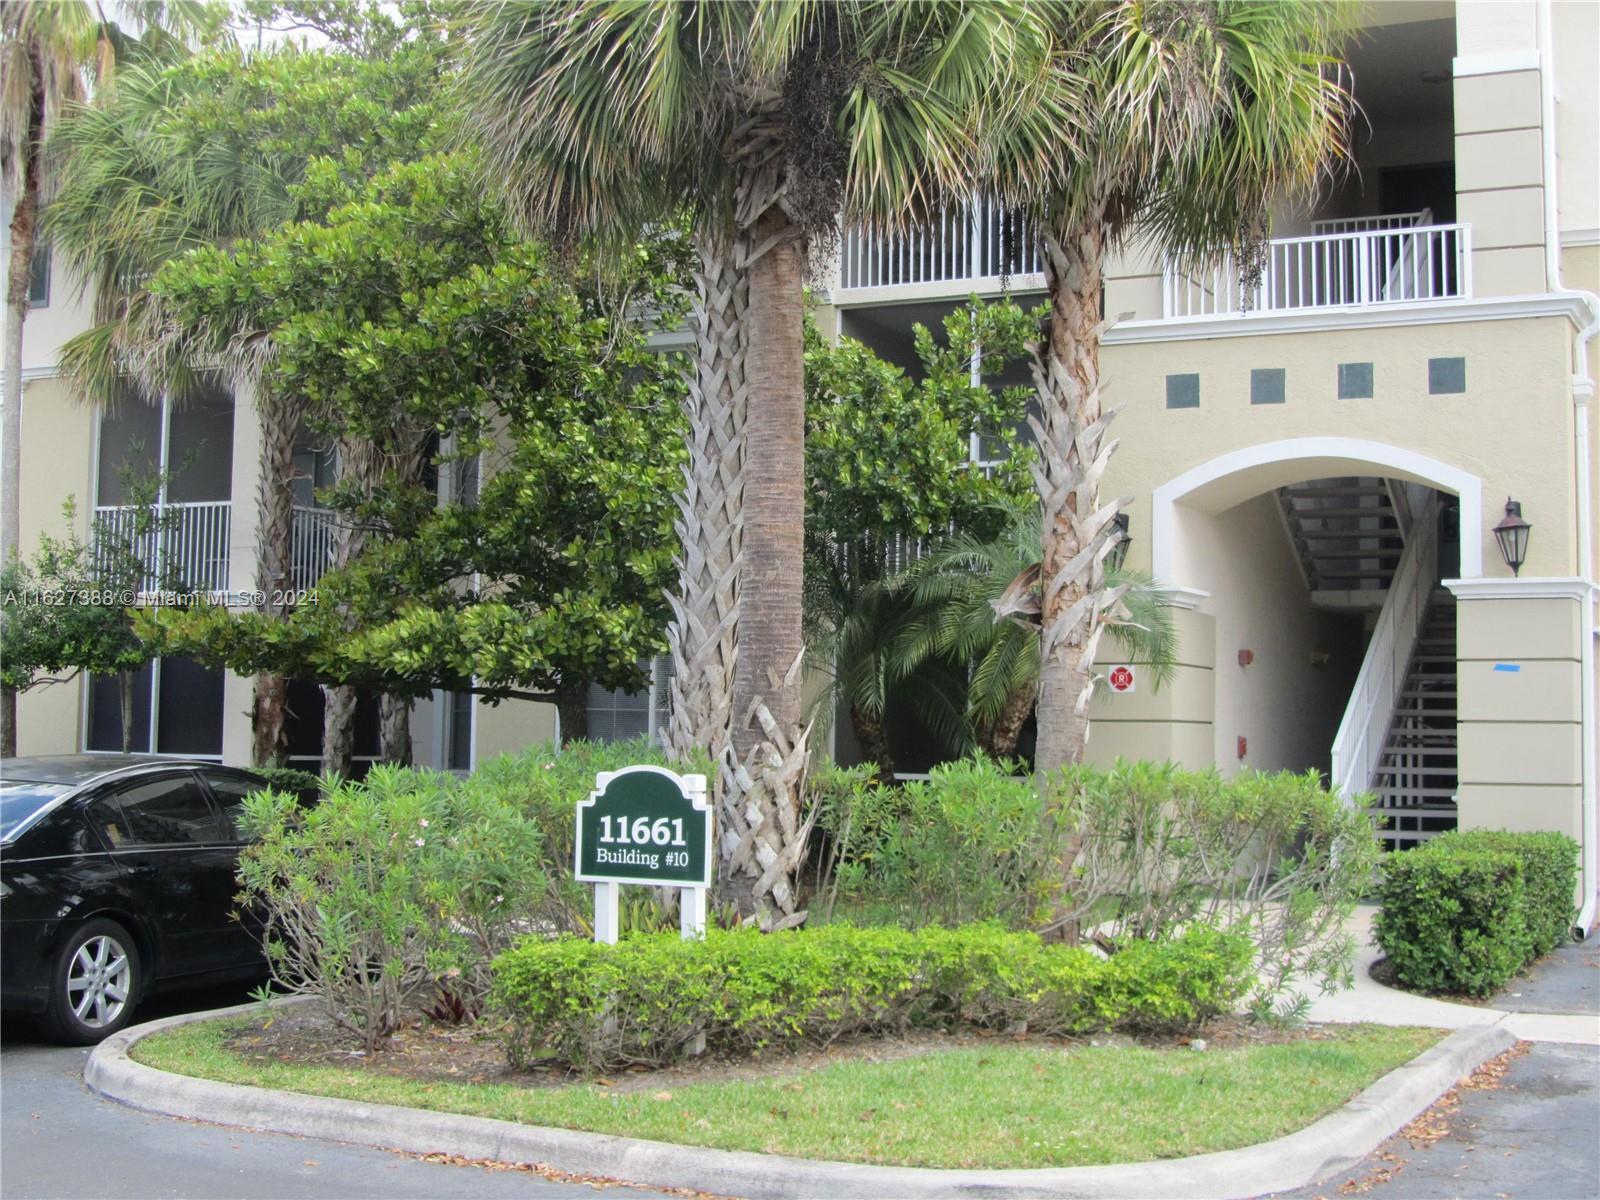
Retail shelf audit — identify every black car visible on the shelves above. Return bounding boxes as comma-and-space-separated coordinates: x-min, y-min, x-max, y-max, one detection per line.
1, 756, 273, 1044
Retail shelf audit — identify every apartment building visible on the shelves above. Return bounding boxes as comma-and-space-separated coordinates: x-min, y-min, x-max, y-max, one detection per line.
4, 3, 1596, 914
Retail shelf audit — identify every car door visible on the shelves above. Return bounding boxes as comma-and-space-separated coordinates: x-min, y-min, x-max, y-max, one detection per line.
90, 771, 256, 979
195, 769, 272, 950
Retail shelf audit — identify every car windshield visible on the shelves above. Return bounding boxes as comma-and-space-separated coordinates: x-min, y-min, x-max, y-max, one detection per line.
0, 783, 71, 843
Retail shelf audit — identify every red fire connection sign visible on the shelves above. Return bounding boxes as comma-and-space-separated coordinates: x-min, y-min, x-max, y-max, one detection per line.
1108, 665, 1136, 693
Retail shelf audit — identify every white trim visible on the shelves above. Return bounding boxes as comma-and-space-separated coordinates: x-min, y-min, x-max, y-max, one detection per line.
1152, 437, 1484, 584
1163, 586, 1211, 611
1562, 228, 1600, 248
1452, 50, 1541, 78
20, 365, 57, 383
1103, 294, 1592, 345
1444, 576, 1598, 603
834, 273, 1047, 309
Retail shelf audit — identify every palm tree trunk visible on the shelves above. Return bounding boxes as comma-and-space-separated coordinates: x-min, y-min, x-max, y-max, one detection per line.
379, 693, 411, 766
251, 386, 301, 766
848, 702, 894, 778
983, 684, 1037, 760
723, 206, 810, 918
664, 227, 745, 768
1032, 214, 1122, 779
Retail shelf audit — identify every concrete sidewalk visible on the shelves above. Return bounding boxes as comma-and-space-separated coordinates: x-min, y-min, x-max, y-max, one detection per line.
1303, 906, 1600, 1046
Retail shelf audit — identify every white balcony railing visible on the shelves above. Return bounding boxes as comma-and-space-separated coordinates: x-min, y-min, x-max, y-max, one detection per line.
291, 505, 337, 590
93, 500, 231, 595
1330, 493, 1439, 801
1164, 222, 1471, 318
839, 197, 1043, 294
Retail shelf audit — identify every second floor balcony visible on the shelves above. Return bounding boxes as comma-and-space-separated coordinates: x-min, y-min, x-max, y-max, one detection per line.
1163, 214, 1471, 320
835, 207, 1472, 320
94, 500, 231, 597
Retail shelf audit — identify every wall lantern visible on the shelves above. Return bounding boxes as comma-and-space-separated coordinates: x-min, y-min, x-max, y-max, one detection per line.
1492, 497, 1531, 577
1108, 512, 1131, 573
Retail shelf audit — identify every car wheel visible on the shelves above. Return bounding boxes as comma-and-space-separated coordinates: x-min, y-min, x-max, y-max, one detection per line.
41, 919, 141, 1045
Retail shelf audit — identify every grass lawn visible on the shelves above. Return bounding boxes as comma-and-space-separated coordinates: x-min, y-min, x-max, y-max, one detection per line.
135, 1020, 1442, 1170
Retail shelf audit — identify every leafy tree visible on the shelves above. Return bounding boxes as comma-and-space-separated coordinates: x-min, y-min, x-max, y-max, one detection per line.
457, 0, 1062, 917
984, 0, 1353, 776
145, 156, 692, 765
45, 34, 448, 764
803, 299, 1037, 773
0, 0, 219, 755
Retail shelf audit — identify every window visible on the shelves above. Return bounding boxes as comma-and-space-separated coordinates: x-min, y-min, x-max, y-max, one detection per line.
444, 690, 475, 771
200, 772, 259, 841
102, 776, 223, 846
584, 657, 673, 745
28, 238, 50, 308
86, 657, 225, 757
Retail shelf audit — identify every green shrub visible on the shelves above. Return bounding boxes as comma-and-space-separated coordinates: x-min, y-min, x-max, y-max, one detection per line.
469, 738, 714, 934
1431, 831, 1579, 958
811, 757, 1060, 928
490, 923, 1254, 1072
238, 740, 711, 1048
1052, 761, 1380, 1014
815, 757, 1378, 1015
251, 765, 322, 801
1375, 829, 1577, 996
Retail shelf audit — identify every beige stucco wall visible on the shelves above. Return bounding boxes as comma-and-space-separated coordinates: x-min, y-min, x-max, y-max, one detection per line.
13, 376, 96, 756
1085, 605, 1216, 770
1554, 2, 1600, 240
1452, 591, 1585, 857
472, 696, 558, 762
1102, 315, 1579, 585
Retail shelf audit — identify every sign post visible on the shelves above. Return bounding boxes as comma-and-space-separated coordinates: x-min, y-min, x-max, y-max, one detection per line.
575, 765, 713, 945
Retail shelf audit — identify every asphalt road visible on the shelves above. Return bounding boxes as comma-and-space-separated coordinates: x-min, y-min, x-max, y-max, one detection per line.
1269, 937, 1600, 1200
0, 983, 679, 1200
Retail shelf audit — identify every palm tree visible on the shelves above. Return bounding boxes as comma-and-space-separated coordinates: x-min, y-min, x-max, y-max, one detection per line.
456, 0, 1061, 917
0, 0, 216, 756
892, 504, 1178, 760
986, 0, 1354, 778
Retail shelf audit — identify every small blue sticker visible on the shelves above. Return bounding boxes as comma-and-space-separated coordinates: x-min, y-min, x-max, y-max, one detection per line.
1493, 663, 1521, 672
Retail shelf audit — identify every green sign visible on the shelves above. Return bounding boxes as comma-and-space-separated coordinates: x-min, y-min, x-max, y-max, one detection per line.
575, 766, 712, 888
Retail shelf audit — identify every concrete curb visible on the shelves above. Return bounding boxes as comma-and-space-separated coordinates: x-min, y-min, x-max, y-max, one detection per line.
86, 1002, 1516, 1200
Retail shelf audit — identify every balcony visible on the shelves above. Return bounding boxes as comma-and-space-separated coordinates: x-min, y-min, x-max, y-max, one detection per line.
291, 505, 336, 590
93, 501, 230, 596
837, 198, 1043, 300
1163, 214, 1471, 319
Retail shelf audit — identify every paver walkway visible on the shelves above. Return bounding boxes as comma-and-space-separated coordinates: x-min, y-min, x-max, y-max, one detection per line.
1272, 909, 1600, 1199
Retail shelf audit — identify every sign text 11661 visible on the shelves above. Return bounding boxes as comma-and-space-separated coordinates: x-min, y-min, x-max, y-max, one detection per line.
575, 766, 711, 888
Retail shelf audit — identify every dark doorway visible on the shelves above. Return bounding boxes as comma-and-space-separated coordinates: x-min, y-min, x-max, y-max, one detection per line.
1380, 162, 1455, 223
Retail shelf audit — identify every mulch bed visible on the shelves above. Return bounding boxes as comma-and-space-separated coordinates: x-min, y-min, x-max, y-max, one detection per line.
222, 1003, 1358, 1091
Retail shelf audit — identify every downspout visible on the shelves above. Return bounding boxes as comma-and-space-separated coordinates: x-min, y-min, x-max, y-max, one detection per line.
1538, 0, 1600, 935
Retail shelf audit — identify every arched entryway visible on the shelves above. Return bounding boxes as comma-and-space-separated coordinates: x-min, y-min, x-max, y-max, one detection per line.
1150, 438, 1484, 850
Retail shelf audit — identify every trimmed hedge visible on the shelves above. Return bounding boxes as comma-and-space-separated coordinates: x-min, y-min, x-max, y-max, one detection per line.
1374, 829, 1578, 996
490, 924, 1254, 1072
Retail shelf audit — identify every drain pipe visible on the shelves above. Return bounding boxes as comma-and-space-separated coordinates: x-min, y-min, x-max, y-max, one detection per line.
1538, 0, 1600, 936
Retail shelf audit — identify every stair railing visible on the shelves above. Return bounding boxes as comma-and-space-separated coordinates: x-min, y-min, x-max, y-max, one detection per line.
1331, 493, 1440, 799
